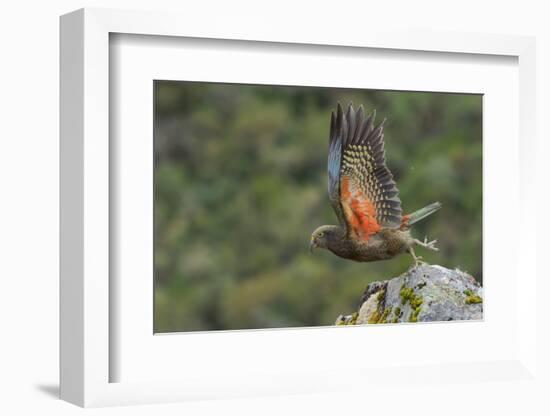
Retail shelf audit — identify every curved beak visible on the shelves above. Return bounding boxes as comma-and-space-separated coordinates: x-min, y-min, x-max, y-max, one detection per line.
309, 238, 317, 254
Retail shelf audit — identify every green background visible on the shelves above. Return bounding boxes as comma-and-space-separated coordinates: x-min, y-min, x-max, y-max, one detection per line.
154, 81, 482, 333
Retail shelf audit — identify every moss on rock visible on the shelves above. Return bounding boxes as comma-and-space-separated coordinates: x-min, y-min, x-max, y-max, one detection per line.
336, 265, 483, 325
465, 294, 482, 304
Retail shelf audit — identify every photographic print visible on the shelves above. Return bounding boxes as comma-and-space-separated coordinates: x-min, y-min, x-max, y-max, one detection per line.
154, 81, 483, 333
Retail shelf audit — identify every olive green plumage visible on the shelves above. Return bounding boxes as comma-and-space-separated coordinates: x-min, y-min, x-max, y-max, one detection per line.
311, 226, 414, 262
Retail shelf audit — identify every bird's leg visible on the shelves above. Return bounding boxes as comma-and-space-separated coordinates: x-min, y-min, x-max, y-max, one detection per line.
414, 236, 439, 252
408, 246, 426, 267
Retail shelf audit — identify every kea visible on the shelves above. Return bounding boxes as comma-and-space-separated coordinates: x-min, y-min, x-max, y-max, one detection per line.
310, 103, 441, 265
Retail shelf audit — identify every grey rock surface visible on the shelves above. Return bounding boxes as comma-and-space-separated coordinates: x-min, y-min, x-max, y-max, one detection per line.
335, 264, 483, 325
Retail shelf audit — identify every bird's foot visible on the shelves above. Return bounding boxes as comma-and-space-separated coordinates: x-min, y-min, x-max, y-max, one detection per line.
408, 247, 426, 268
414, 236, 439, 252
414, 256, 427, 267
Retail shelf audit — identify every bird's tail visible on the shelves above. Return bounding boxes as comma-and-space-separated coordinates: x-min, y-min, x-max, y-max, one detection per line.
403, 202, 442, 227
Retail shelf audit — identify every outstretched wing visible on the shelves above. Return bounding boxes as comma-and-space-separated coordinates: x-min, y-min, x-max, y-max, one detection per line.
327, 103, 402, 240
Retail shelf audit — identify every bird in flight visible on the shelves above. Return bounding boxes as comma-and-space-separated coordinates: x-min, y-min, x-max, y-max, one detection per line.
310, 103, 441, 265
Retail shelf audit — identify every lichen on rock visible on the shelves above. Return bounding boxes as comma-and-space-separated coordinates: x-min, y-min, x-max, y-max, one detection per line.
335, 264, 483, 325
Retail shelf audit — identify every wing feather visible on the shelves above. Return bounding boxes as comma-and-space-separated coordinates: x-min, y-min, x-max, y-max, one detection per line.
327, 105, 347, 230
326, 103, 403, 240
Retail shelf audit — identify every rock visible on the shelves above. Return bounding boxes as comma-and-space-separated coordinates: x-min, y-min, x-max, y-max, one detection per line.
335, 264, 482, 325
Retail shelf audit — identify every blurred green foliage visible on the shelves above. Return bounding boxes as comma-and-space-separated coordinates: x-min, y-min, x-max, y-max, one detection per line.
154, 81, 482, 332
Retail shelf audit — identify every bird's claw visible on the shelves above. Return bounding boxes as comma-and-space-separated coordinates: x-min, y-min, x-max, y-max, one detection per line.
424, 237, 439, 251
414, 255, 426, 267
416, 236, 439, 252
408, 247, 426, 268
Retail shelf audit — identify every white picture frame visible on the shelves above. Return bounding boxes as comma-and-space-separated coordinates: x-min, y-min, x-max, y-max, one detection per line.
60, 7, 538, 408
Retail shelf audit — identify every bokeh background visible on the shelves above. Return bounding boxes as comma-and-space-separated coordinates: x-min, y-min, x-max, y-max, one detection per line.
154, 81, 482, 333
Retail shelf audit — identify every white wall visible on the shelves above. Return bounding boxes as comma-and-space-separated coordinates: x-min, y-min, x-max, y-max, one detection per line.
1, 1, 548, 414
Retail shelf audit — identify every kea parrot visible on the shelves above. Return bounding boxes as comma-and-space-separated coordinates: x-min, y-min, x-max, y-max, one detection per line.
310, 103, 441, 265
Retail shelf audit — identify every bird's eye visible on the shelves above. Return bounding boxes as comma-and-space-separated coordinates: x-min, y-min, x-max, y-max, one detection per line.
318, 232, 324, 238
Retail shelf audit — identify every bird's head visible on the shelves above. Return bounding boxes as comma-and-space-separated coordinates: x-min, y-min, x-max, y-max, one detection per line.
309, 225, 343, 253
